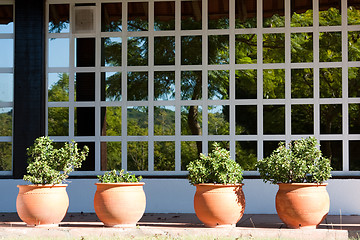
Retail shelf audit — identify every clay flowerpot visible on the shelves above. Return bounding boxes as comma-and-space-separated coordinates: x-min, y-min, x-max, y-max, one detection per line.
276, 183, 330, 229
194, 183, 245, 228
16, 184, 69, 227
94, 182, 146, 227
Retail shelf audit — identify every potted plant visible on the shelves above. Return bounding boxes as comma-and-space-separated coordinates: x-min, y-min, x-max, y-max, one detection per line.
94, 169, 146, 228
186, 142, 245, 228
256, 136, 332, 229
16, 136, 89, 227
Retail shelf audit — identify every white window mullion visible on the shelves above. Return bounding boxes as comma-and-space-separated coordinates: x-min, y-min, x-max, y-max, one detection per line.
175, 0, 181, 172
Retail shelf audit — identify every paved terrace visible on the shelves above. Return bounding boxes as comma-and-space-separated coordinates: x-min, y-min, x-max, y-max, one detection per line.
0, 213, 357, 239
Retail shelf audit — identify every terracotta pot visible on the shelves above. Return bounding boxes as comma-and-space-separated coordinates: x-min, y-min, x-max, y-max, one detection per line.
276, 183, 330, 229
16, 184, 69, 227
94, 182, 146, 227
194, 183, 245, 228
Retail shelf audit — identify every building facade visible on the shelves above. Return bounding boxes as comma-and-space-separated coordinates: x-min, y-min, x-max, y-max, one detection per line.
1, 0, 360, 214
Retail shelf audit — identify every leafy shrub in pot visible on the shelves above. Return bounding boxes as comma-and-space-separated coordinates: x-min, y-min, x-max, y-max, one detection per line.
17, 136, 89, 226
94, 170, 146, 227
186, 142, 245, 228
256, 136, 332, 229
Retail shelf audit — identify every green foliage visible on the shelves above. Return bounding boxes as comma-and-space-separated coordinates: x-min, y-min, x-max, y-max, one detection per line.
187, 142, 243, 185
256, 137, 332, 184
23, 136, 89, 185
97, 169, 142, 183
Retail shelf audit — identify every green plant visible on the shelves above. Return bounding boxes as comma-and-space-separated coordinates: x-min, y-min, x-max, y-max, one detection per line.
186, 142, 243, 185
97, 169, 142, 183
256, 137, 332, 184
24, 136, 89, 185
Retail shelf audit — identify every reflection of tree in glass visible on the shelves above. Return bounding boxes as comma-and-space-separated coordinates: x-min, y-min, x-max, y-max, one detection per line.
0, 110, 12, 170
48, 73, 69, 102
154, 142, 175, 171
128, 142, 148, 171
154, 107, 175, 136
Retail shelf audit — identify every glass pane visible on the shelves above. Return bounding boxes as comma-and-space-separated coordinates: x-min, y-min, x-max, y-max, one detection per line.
291, 104, 314, 134
154, 1, 175, 31
236, 105, 257, 135
181, 0, 202, 30
181, 71, 202, 100
208, 35, 229, 64
236, 141, 257, 171
291, 0, 313, 27
320, 140, 342, 171
127, 107, 148, 136
320, 68, 342, 98
319, 0, 341, 26
49, 4, 69, 33
349, 104, 360, 134
128, 141, 148, 171
75, 73, 95, 101
75, 38, 95, 67
208, 70, 229, 100
263, 105, 285, 135
101, 37, 121, 67
208, 141, 229, 154
101, 107, 121, 136
208, 105, 229, 135
127, 37, 148, 66
78, 142, 95, 171
319, 32, 342, 62
0, 108, 12, 136
181, 141, 201, 170
181, 36, 202, 65
0, 142, 11, 171
154, 106, 175, 136
127, 72, 148, 101
154, 141, 175, 171
154, 36, 175, 65
101, 72, 121, 101
349, 31, 360, 61
235, 34, 257, 64
349, 67, 360, 97
348, 0, 360, 25
263, 141, 283, 158
49, 39, 69, 68
235, 0, 256, 28
263, 69, 285, 99
263, 34, 285, 63
208, 0, 229, 29
48, 73, 69, 102
291, 69, 313, 98
101, 142, 121, 171
350, 140, 360, 170
0, 5, 13, 33
320, 104, 342, 134
75, 107, 95, 136
263, 0, 285, 28
128, 2, 148, 31
0, 74, 13, 102
48, 107, 68, 136
291, 33, 313, 63
154, 71, 175, 101
0, 40, 12, 67
102, 3, 122, 32
181, 106, 202, 135
235, 70, 257, 99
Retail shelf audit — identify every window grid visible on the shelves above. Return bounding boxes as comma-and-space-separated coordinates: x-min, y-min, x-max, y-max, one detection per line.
46, 0, 360, 176
0, 1, 14, 175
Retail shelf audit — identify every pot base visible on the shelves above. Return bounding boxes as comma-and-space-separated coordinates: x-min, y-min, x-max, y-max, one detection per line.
27, 223, 59, 228
205, 223, 235, 228
105, 223, 137, 228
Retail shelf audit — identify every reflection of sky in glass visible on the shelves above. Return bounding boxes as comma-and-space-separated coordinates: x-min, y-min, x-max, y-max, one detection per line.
49, 38, 69, 67
0, 23, 13, 33
48, 73, 63, 89
0, 39, 13, 67
208, 105, 224, 114
0, 74, 13, 102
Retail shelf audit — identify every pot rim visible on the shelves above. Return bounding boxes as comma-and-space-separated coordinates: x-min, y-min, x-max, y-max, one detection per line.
277, 182, 328, 186
195, 183, 244, 187
17, 184, 68, 188
95, 182, 145, 186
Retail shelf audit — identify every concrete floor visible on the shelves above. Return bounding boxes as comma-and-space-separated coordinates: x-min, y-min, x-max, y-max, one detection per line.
0, 213, 355, 239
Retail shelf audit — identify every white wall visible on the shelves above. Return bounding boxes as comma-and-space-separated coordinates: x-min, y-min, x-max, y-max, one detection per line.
1, 178, 357, 215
